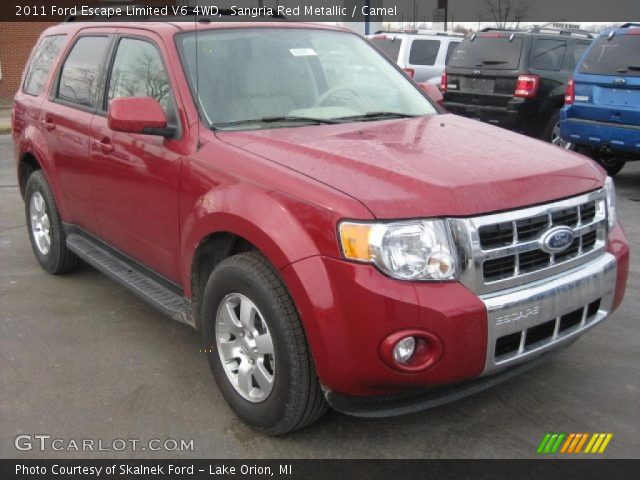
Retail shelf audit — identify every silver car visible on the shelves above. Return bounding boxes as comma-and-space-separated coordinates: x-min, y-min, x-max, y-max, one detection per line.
367, 29, 464, 83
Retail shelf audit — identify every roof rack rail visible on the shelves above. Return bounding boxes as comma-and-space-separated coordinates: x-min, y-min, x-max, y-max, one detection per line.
64, 6, 286, 22
528, 26, 595, 38
620, 22, 640, 28
480, 27, 521, 33
373, 29, 463, 37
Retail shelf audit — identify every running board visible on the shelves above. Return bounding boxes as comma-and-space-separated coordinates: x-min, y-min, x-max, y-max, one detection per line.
66, 233, 194, 328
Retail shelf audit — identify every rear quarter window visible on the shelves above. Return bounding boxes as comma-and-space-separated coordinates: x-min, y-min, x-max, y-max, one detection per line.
445, 41, 460, 64
409, 40, 441, 66
579, 34, 640, 76
57, 36, 111, 108
566, 42, 591, 70
369, 37, 401, 61
449, 37, 524, 70
23, 35, 66, 96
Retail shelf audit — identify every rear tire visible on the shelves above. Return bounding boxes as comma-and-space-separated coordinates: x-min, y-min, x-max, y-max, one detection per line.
24, 171, 79, 274
543, 110, 573, 150
201, 251, 327, 435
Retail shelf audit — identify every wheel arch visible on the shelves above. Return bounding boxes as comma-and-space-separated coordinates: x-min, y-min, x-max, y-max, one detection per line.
18, 151, 42, 198
189, 230, 260, 331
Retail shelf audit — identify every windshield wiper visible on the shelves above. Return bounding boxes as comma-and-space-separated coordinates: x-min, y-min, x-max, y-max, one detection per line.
479, 60, 508, 65
616, 65, 640, 73
212, 116, 342, 129
336, 112, 420, 121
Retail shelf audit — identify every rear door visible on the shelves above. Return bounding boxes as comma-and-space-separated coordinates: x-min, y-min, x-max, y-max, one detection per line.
444, 33, 525, 109
570, 33, 640, 127
41, 32, 113, 232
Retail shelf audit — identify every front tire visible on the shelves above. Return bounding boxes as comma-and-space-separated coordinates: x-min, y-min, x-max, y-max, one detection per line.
201, 251, 327, 435
597, 156, 626, 176
24, 171, 79, 274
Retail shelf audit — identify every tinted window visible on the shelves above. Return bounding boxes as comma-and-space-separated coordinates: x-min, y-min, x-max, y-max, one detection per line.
369, 37, 401, 61
531, 39, 566, 71
449, 37, 524, 70
58, 36, 110, 107
107, 38, 172, 112
23, 35, 66, 96
409, 40, 440, 65
445, 41, 460, 64
567, 42, 590, 70
579, 34, 640, 76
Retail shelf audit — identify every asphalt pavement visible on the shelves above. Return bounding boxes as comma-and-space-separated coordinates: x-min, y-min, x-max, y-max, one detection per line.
0, 134, 638, 459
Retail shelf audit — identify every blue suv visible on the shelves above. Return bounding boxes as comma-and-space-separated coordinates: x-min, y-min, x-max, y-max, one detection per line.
561, 23, 640, 175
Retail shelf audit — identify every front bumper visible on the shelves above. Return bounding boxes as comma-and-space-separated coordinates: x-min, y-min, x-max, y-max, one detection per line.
280, 225, 628, 400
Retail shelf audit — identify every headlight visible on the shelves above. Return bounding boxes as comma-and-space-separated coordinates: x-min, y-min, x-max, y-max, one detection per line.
604, 176, 617, 230
338, 220, 457, 281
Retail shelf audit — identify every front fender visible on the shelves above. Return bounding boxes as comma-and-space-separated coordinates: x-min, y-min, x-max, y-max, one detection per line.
180, 181, 346, 297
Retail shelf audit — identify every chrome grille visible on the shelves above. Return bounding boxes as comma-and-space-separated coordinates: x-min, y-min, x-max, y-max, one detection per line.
449, 189, 609, 295
480, 253, 617, 375
494, 299, 601, 362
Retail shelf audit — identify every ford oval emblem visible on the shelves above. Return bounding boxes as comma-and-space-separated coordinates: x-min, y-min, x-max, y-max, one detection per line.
540, 227, 575, 254
613, 78, 626, 86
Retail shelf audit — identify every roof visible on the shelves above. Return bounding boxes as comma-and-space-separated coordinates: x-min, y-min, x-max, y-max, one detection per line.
42, 21, 347, 38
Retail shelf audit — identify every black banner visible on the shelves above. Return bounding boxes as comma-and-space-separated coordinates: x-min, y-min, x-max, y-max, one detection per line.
0, 0, 639, 22
1, 459, 640, 480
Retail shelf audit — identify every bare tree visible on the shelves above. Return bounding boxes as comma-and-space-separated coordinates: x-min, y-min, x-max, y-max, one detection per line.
483, 0, 531, 30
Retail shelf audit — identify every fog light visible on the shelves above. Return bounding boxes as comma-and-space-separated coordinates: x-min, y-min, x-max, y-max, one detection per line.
393, 336, 416, 364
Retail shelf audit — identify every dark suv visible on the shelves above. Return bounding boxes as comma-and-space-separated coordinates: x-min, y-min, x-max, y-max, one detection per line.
442, 27, 594, 146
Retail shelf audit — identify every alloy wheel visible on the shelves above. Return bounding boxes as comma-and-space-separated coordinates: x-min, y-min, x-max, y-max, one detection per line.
30, 191, 51, 255
215, 293, 275, 403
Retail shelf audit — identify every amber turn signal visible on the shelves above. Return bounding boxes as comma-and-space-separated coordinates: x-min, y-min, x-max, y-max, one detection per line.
339, 222, 372, 261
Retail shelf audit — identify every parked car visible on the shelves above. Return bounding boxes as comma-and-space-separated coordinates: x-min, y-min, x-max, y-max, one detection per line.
442, 27, 594, 146
560, 23, 640, 176
13, 21, 628, 435
367, 29, 463, 82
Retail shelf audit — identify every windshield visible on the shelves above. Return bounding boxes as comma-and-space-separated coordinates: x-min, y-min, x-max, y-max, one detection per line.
579, 34, 640, 76
448, 36, 523, 70
176, 28, 437, 130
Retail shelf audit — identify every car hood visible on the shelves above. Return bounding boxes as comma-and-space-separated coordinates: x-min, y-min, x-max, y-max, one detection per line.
216, 114, 605, 219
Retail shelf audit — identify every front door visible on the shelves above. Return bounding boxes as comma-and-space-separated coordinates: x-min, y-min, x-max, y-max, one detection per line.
89, 34, 183, 283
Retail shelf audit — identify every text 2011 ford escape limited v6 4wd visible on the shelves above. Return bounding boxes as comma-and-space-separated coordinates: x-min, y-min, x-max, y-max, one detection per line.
13, 22, 629, 435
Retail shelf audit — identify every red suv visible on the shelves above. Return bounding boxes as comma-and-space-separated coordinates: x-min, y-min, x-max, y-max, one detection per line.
13, 21, 629, 434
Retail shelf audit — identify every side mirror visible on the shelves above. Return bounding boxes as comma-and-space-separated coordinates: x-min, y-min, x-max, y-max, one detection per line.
419, 83, 444, 107
108, 97, 175, 137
